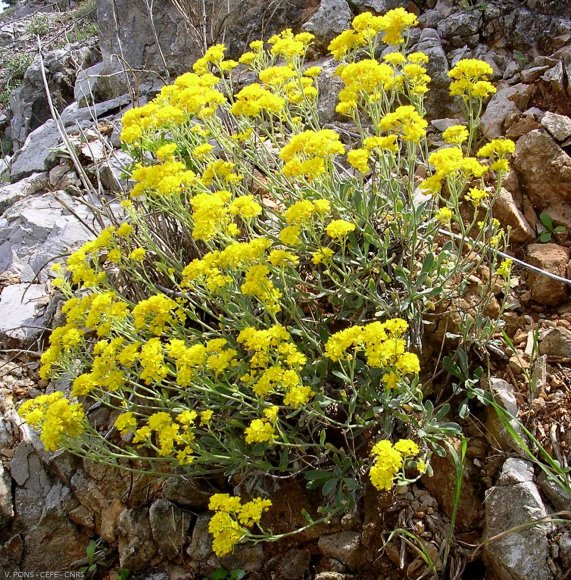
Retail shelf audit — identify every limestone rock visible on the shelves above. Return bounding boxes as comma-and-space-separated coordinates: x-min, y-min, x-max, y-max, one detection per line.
318, 531, 364, 569
266, 548, 312, 579
525, 243, 570, 306
348, 0, 408, 14
541, 111, 571, 144
415, 28, 455, 119
437, 10, 482, 49
537, 472, 571, 512
10, 40, 99, 149
481, 84, 532, 140
538, 327, 571, 359
485, 378, 528, 453
221, 543, 265, 573
162, 476, 211, 509
149, 499, 192, 561
0, 172, 48, 216
117, 508, 158, 572
303, 0, 352, 48
513, 130, 571, 209
493, 188, 535, 243
0, 191, 93, 284
317, 58, 343, 124
0, 462, 14, 529
484, 458, 553, 580
0, 283, 49, 347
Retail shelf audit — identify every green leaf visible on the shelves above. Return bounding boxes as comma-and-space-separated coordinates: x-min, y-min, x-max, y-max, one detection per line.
305, 470, 332, 481
539, 231, 552, 242
554, 225, 567, 234
442, 356, 461, 379
539, 211, 554, 230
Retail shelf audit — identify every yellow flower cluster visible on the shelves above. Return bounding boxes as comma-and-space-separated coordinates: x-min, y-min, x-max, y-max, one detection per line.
280, 129, 345, 179
131, 410, 197, 464
421, 147, 487, 194
477, 138, 515, 172
448, 58, 496, 101
208, 494, 272, 556
19, 392, 85, 451
328, 8, 418, 60
325, 319, 420, 386
238, 325, 313, 409
369, 439, 420, 491
379, 105, 427, 143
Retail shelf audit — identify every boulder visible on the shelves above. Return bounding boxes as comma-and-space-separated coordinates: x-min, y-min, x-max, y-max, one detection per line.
485, 378, 528, 452
117, 508, 158, 571
493, 188, 535, 244
415, 28, 455, 119
9, 39, 99, 149
303, 0, 352, 48
541, 111, 571, 144
149, 499, 192, 561
480, 84, 532, 140
0, 172, 47, 215
0, 462, 14, 529
0, 191, 93, 284
437, 10, 482, 49
0, 283, 49, 347
318, 531, 365, 569
483, 458, 553, 580
513, 130, 571, 209
94, 0, 316, 98
525, 243, 570, 306
538, 327, 571, 359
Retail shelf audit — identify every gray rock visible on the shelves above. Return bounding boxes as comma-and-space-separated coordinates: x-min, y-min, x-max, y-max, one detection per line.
513, 130, 571, 209
526, 243, 570, 306
486, 378, 528, 453
437, 10, 482, 48
0, 283, 49, 347
318, 531, 364, 569
186, 512, 213, 562
497, 458, 534, 485
221, 543, 265, 573
162, 476, 211, 509
21, 498, 90, 573
0, 462, 14, 529
537, 472, 571, 512
538, 327, 571, 359
317, 58, 343, 125
484, 458, 553, 580
97, 149, 133, 194
541, 111, 571, 143
541, 62, 566, 95
348, 0, 408, 14
10, 94, 131, 181
10, 442, 53, 530
0, 172, 47, 215
149, 499, 192, 561
559, 533, 571, 570
480, 84, 532, 140
415, 28, 455, 119
493, 188, 535, 244
0, 191, 93, 284
10, 40, 99, 149
521, 65, 550, 83
9, 119, 63, 181
117, 508, 158, 572
266, 548, 312, 579
303, 0, 352, 47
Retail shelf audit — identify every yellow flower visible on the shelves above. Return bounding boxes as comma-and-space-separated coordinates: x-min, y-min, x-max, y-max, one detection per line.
435, 207, 453, 223
442, 124, 469, 146
244, 418, 275, 444
347, 148, 370, 173
312, 247, 335, 264
326, 219, 356, 240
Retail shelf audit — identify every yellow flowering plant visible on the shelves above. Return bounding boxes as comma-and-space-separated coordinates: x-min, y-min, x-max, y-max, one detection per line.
20, 8, 514, 556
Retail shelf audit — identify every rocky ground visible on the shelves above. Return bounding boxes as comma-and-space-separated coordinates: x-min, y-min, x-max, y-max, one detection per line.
1, 0, 571, 578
